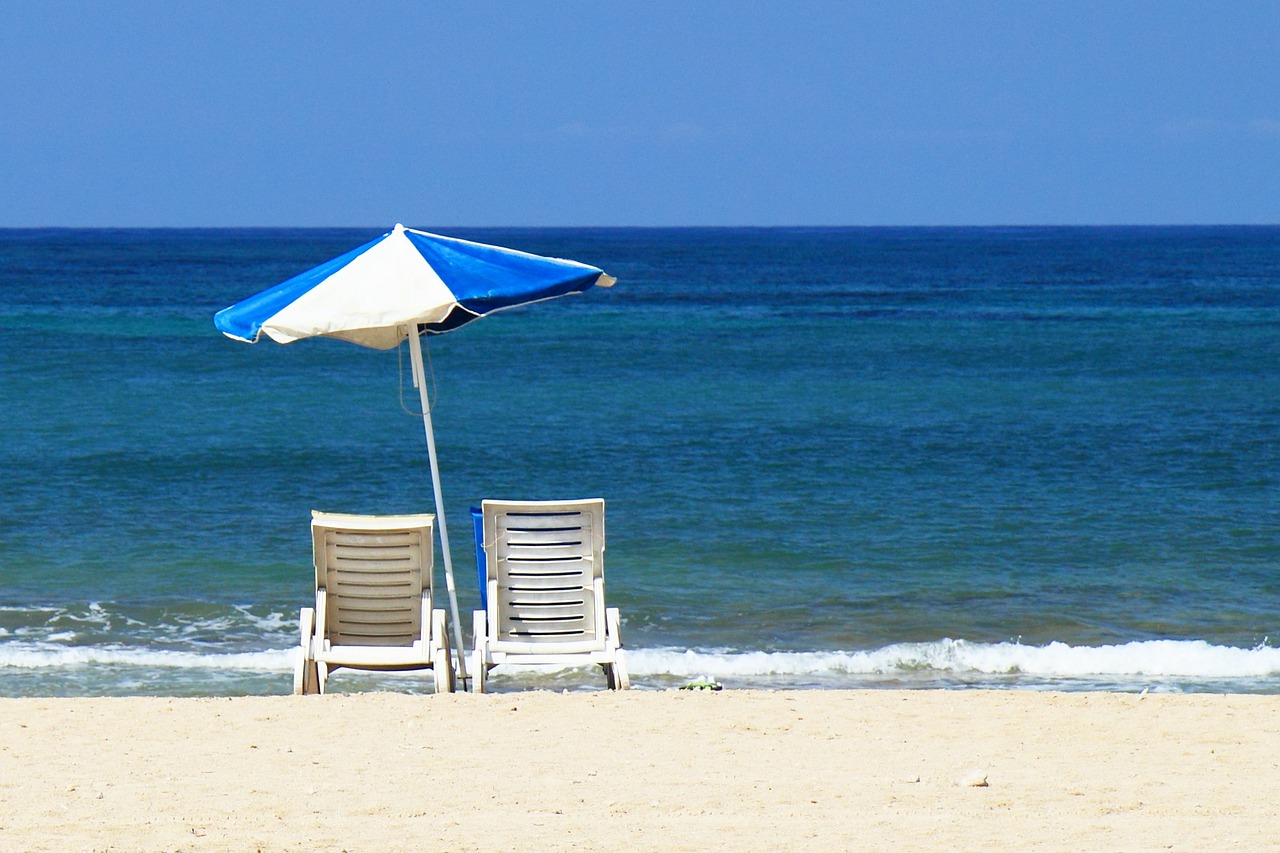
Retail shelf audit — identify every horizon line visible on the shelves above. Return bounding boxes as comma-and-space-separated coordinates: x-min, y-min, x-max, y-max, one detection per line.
2, 222, 1279, 232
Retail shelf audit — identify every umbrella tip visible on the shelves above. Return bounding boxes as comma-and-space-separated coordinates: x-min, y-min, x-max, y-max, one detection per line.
393, 222, 406, 233
596, 273, 617, 288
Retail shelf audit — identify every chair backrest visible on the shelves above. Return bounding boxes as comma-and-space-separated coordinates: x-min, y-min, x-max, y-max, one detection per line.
311, 511, 434, 647
482, 499, 606, 651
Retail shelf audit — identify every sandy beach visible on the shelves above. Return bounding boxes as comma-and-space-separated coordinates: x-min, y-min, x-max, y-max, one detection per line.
1, 689, 1277, 851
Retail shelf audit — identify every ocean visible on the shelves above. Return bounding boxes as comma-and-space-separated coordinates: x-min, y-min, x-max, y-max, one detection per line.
2, 226, 1278, 695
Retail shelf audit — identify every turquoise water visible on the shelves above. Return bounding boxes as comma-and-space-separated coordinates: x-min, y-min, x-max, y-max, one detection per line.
2, 227, 1278, 694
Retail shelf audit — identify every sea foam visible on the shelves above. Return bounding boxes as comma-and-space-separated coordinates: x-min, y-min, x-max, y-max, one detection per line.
625, 638, 1280, 683
3, 638, 1278, 688
0, 644, 293, 671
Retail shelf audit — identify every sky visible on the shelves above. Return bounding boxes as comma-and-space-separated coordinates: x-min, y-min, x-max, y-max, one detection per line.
1, 1, 1278, 227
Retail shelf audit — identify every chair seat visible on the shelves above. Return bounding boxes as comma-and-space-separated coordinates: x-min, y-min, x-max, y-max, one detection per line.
484, 649, 620, 666
488, 639, 610, 656
316, 642, 433, 668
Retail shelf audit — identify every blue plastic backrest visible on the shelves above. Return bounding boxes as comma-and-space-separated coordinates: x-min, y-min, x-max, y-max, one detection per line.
471, 507, 487, 611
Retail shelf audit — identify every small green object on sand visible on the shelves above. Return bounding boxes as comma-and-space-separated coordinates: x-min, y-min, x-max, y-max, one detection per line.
680, 677, 723, 691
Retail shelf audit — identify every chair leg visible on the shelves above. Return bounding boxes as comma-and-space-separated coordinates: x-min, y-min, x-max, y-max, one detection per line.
296, 607, 320, 695
293, 652, 305, 695
317, 662, 329, 695
604, 607, 630, 689
613, 652, 630, 690
301, 660, 320, 695
472, 609, 488, 694
432, 609, 455, 694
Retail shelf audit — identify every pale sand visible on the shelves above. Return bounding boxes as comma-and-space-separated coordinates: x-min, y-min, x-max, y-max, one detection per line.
2, 690, 1278, 851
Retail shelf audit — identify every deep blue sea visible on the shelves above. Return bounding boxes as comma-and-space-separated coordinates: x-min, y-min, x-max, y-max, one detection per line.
2, 226, 1278, 695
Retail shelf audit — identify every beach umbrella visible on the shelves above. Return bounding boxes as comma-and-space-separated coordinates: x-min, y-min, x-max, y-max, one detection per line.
214, 223, 616, 685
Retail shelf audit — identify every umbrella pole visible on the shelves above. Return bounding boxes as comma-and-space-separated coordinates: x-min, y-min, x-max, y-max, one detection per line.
407, 325, 470, 688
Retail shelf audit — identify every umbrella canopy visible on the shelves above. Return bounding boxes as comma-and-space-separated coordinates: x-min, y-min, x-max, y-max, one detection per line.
214, 224, 616, 687
215, 223, 615, 349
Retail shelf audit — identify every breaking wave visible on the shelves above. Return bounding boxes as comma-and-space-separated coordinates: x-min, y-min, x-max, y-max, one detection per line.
627, 638, 1280, 682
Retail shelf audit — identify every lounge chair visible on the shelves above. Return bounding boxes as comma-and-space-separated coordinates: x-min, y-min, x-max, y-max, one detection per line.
296, 511, 454, 694
472, 498, 629, 691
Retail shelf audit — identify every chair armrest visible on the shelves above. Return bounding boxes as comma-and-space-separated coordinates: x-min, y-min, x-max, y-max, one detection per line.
419, 590, 432, 645
299, 607, 315, 650
313, 589, 328, 649
606, 607, 623, 648
431, 608, 450, 661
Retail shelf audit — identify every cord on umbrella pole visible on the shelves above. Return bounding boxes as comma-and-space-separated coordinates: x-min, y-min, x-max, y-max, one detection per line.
406, 324, 469, 688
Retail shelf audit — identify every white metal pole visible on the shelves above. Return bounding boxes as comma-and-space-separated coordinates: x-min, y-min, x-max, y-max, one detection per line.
407, 324, 469, 686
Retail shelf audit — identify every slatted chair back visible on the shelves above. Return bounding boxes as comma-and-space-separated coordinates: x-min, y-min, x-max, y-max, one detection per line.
483, 499, 605, 652
311, 512, 434, 648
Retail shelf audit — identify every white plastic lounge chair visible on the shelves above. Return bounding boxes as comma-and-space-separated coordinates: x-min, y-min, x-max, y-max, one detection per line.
472, 498, 629, 692
296, 511, 454, 694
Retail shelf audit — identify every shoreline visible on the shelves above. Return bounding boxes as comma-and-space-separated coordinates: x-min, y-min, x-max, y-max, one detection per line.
8, 633, 1280, 697
3, 689, 1278, 850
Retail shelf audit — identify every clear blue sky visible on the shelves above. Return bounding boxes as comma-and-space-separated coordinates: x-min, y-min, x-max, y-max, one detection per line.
2, 1, 1278, 227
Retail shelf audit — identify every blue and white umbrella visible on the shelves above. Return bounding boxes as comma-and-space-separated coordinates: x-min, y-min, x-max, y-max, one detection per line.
214, 223, 615, 683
